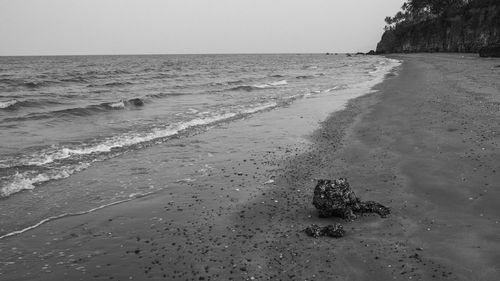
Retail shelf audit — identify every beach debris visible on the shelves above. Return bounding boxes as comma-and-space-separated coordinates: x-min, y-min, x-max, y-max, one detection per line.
312, 178, 390, 220
304, 224, 345, 238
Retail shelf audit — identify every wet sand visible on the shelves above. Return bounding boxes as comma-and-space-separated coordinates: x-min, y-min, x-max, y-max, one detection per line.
1, 54, 499, 280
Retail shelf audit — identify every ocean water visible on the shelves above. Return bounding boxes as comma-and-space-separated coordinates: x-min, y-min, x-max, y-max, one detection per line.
0, 54, 400, 237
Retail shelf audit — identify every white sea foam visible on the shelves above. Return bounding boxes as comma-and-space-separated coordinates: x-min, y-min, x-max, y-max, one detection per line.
254, 84, 272, 89
1, 102, 279, 197
352, 58, 401, 92
0, 191, 156, 240
269, 80, 288, 86
0, 56, 402, 199
253, 80, 287, 89
0, 163, 90, 197
26, 103, 278, 166
0, 99, 18, 109
322, 85, 346, 93
109, 101, 125, 109
241, 102, 277, 114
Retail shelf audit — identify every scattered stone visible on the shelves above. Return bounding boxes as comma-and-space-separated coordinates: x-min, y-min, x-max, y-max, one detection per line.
322, 224, 345, 238
304, 224, 322, 238
409, 253, 422, 261
312, 178, 390, 220
304, 224, 345, 238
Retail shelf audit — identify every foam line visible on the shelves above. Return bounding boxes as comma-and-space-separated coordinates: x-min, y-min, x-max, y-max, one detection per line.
0, 191, 156, 240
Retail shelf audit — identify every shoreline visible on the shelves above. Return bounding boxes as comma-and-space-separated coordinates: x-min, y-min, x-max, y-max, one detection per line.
0, 57, 391, 280
0, 55, 399, 238
268, 53, 499, 280
1, 53, 499, 280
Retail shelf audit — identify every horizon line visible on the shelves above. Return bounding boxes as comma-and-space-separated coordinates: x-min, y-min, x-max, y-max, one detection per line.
0, 51, 361, 58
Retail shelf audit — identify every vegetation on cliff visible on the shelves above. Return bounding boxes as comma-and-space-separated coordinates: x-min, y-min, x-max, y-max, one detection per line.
377, 0, 500, 54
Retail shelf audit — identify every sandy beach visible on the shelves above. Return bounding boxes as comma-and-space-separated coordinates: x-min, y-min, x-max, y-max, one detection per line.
1, 53, 499, 281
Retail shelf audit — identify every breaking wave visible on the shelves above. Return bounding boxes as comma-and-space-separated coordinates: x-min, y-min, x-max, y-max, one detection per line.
225, 80, 288, 92
0, 99, 65, 110
2, 98, 145, 121
0, 102, 278, 197
0, 99, 19, 109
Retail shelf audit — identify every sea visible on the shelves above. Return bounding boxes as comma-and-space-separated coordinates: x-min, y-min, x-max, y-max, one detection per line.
0, 54, 400, 238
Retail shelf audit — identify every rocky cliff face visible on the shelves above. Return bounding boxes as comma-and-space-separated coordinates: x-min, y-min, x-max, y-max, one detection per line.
377, 4, 500, 53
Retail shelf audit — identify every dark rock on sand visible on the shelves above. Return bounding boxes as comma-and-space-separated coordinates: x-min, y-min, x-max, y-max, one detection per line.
313, 178, 359, 220
304, 224, 345, 238
479, 44, 500, 58
312, 178, 390, 220
128, 98, 144, 106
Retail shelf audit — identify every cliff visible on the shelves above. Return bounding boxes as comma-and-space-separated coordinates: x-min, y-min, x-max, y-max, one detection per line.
376, 1, 500, 54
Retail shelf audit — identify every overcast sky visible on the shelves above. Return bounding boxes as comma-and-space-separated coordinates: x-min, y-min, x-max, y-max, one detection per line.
0, 0, 404, 56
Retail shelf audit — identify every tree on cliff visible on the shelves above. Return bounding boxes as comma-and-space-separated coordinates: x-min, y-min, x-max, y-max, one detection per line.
377, 0, 500, 54
384, 0, 471, 29
404, 0, 467, 15
384, 12, 405, 30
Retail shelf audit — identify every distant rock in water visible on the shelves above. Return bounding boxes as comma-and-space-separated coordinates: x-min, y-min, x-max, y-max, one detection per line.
312, 178, 390, 220
366, 50, 376, 55
479, 44, 500, 58
304, 224, 345, 238
128, 98, 144, 106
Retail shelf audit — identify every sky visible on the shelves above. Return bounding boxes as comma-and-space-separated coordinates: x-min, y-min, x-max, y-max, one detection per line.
0, 0, 404, 56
